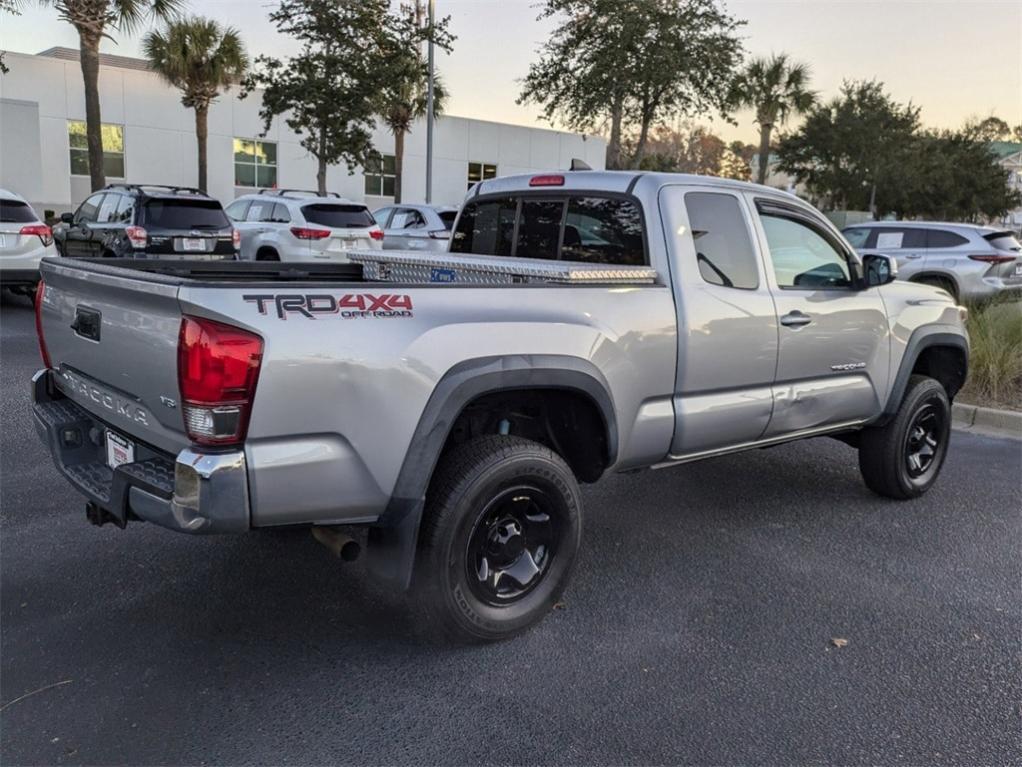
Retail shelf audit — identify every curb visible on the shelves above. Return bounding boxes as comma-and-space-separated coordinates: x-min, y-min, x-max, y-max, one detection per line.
952, 403, 1022, 440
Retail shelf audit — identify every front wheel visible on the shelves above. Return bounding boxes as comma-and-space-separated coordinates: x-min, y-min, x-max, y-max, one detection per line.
415, 435, 582, 643
858, 375, 951, 499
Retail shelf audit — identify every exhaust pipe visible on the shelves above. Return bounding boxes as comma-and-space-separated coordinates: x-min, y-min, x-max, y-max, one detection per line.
311, 526, 361, 562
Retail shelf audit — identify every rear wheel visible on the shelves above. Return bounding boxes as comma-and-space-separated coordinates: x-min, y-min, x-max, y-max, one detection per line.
256, 248, 280, 262
858, 375, 951, 499
415, 435, 582, 643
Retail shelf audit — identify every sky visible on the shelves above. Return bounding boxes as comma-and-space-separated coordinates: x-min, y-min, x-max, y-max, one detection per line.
2, 0, 1020, 146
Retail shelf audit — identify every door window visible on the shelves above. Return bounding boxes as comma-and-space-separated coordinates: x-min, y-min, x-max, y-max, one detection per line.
96, 194, 120, 223
842, 227, 872, 249
926, 229, 969, 248
373, 207, 394, 228
873, 228, 926, 250
75, 194, 105, 224
761, 213, 853, 289
684, 192, 759, 289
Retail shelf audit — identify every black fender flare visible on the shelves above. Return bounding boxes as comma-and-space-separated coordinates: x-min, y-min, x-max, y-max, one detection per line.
874, 328, 968, 425
366, 354, 617, 589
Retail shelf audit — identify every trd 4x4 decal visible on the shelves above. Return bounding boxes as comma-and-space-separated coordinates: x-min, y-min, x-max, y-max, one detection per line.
243, 293, 413, 319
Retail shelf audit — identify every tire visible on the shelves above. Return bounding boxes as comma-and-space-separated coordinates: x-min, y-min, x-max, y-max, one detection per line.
414, 435, 582, 643
858, 375, 951, 499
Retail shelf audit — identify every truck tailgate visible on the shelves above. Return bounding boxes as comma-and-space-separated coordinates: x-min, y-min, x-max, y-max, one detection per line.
38, 259, 188, 454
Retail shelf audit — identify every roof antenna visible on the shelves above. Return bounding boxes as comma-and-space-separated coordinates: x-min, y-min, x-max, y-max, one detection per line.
569, 158, 592, 171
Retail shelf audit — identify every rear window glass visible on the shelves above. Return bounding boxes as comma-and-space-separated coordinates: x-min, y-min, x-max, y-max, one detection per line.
927, 230, 969, 248
562, 197, 645, 266
302, 204, 374, 228
684, 192, 758, 289
451, 197, 517, 257
452, 195, 647, 265
0, 199, 36, 223
143, 199, 229, 229
516, 200, 564, 260
439, 211, 457, 230
984, 232, 1022, 252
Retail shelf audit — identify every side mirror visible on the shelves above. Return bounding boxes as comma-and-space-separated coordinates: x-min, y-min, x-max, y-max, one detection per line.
862, 253, 897, 287
60, 212, 75, 224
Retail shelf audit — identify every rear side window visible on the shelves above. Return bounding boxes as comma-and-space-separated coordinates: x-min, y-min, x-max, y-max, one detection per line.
390, 208, 427, 229
683, 193, 759, 289
96, 194, 120, 223
302, 204, 374, 228
982, 231, 1022, 252
0, 199, 36, 223
451, 197, 517, 257
926, 229, 969, 248
439, 211, 457, 230
143, 199, 229, 229
114, 194, 135, 223
562, 197, 645, 266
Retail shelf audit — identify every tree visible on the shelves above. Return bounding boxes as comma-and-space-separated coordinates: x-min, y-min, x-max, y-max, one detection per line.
376, 1, 454, 203
730, 53, 815, 185
519, 0, 743, 170
968, 115, 1010, 142
243, 0, 393, 195
42, 0, 184, 190
719, 142, 753, 180
143, 17, 248, 192
1, 0, 21, 75
777, 80, 919, 214
622, 122, 726, 174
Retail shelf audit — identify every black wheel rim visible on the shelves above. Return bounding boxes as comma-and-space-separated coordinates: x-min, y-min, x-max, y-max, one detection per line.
904, 402, 944, 478
465, 484, 561, 606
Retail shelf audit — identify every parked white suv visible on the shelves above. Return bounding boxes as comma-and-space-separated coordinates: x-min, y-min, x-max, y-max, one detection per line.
0, 189, 56, 295
373, 204, 458, 252
226, 190, 383, 262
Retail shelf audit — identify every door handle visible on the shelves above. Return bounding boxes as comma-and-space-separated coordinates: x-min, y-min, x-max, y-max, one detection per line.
780, 310, 812, 328
905, 253, 922, 259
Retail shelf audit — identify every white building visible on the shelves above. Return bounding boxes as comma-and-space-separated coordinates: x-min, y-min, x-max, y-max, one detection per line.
0, 48, 606, 216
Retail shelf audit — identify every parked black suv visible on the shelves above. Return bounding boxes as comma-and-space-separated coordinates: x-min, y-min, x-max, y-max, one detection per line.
54, 185, 239, 259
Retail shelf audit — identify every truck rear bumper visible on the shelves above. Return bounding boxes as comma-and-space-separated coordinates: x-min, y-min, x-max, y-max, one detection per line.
32, 369, 249, 534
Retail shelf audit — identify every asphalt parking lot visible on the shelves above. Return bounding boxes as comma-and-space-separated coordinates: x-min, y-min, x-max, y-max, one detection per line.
1, 289, 1019, 766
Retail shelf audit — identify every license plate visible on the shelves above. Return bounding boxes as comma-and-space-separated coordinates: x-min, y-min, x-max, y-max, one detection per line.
182, 238, 207, 252
329, 238, 351, 252
1015, 264, 1022, 276
106, 431, 135, 469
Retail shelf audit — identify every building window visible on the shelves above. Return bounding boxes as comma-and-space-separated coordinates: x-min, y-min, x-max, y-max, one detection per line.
364, 154, 396, 197
234, 138, 277, 188
68, 120, 124, 178
468, 161, 497, 190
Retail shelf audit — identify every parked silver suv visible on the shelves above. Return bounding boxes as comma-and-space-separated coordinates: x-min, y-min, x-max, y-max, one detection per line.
226, 190, 383, 262
0, 188, 55, 295
842, 221, 1022, 301
373, 203, 458, 252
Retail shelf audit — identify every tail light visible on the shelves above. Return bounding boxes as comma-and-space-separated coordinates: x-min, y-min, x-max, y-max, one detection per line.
369, 228, 384, 241
35, 281, 52, 368
178, 316, 263, 445
529, 174, 565, 187
21, 224, 53, 247
125, 225, 148, 249
232, 228, 241, 249
968, 254, 1017, 264
290, 226, 331, 240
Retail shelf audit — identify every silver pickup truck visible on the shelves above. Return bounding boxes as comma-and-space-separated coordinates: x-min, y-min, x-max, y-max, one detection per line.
31, 171, 969, 642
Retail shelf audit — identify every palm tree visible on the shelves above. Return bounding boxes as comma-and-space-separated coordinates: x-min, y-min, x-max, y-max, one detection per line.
43, 0, 184, 191
378, 1, 452, 203
731, 54, 816, 185
144, 17, 248, 192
